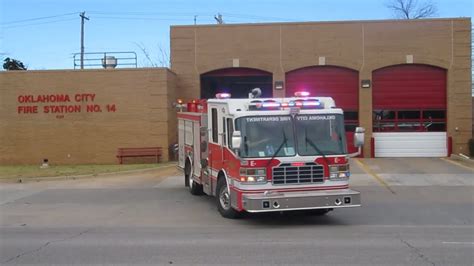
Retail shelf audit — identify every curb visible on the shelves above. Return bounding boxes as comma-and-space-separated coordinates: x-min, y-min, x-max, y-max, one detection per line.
1, 163, 178, 184
450, 154, 474, 165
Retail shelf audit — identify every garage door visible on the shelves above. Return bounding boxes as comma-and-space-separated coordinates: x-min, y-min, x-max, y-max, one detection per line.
372, 64, 447, 157
286, 66, 359, 154
373, 132, 447, 157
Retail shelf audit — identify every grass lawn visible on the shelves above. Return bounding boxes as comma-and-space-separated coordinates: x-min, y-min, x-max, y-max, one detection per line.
0, 163, 175, 180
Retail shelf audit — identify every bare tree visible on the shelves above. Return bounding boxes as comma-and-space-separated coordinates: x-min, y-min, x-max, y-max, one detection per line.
157, 45, 170, 68
135, 42, 170, 68
386, 0, 438, 19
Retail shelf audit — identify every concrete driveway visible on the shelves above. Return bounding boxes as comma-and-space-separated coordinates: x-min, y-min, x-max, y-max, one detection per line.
0, 159, 473, 265
351, 157, 473, 187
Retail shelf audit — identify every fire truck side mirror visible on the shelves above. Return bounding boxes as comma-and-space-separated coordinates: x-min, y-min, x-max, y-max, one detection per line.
232, 131, 242, 152
354, 127, 365, 147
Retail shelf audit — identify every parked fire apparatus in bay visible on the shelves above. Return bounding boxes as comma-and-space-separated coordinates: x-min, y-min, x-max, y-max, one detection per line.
177, 91, 365, 218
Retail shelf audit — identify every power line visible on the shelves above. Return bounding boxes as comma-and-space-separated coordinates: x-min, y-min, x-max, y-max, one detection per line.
88, 11, 214, 16
0, 11, 298, 29
2, 18, 77, 29
220, 12, 298, 22
92, 16, 195, 22
1, 12, 78, 25
88, 11, 298, 22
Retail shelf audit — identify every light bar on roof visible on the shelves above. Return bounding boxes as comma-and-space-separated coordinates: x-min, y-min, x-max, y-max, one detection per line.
294, 91, 310, 97
262, 102, 280, 108
249, 98, 324, 111
303, 100, 321, 107
216, 93, 231, 99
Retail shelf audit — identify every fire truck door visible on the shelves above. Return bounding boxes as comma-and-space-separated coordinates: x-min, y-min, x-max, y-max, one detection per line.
208, 107, 224, 194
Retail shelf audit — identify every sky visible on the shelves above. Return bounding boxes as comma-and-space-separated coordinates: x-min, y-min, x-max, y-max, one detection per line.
0, 0, 472, 70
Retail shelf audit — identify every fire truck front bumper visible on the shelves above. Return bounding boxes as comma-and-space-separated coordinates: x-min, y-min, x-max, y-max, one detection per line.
241, 189, 361, 213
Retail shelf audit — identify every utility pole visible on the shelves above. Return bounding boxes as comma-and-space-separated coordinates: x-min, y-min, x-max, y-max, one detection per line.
194, 15, 198, 25
79, 11, 89, 69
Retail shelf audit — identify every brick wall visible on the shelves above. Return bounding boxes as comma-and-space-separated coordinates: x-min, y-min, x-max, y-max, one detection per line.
0, 68, 177, 165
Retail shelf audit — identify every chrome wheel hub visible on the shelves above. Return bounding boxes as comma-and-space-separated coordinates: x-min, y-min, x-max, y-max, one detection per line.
219, 187, 231, 210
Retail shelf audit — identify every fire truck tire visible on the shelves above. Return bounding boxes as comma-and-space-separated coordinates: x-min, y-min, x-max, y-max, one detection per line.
185, 160, 203, 195
189, 180, 204, 195
216, 178, 240, 219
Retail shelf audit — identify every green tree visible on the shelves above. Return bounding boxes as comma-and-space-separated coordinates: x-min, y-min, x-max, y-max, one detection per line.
3, 57, 27, 70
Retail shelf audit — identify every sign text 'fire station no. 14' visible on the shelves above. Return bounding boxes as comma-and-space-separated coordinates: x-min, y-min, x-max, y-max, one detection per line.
17, 93, 117, 119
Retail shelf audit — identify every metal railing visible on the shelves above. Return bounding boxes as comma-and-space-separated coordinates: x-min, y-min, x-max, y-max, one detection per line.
73, 51, 137, 69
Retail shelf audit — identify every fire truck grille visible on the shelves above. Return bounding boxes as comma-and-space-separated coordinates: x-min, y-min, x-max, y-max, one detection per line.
272, 163, 324, 185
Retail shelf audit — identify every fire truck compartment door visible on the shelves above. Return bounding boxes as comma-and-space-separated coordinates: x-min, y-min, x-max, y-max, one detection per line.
193, 122, 201, 176
178, 120, 185, 168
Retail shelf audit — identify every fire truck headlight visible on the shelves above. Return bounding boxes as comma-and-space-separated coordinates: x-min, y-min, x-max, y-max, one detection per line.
247, 176, 256, 182
329, 164, 350, 180
239, 168, 267, 184
241, 176, 267, 183
240, 168, 266, 176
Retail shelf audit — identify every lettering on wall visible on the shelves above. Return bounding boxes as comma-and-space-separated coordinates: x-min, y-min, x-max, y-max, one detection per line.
17, 93, 117, 119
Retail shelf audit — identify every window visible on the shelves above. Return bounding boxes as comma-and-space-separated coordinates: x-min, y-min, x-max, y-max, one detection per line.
423, 110, 445, 119
227, 118, 234, 148
211, 108, 218, 143
398, 111, 420, 119
373, 109, 446, 132
373, 110, 396, 120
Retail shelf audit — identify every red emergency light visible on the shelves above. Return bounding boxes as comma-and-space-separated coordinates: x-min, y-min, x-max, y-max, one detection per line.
291, 162, 305, 167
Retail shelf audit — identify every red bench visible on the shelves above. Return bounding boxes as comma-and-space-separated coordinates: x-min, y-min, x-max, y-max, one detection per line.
117, 147, 163, 164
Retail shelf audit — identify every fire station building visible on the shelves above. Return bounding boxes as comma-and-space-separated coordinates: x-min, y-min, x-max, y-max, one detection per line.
171, 18, 472, 158
0, 18, 472, 164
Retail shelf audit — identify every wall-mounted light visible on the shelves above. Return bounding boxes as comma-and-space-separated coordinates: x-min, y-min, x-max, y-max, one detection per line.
274, 81, 284, 90
361, 79, 371, 88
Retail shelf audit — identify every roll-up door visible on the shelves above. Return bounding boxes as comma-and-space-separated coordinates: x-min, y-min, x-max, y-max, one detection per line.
372, 64, 447, 157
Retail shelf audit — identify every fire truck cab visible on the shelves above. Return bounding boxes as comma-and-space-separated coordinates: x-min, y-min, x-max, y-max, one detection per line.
177, 92, 365, 218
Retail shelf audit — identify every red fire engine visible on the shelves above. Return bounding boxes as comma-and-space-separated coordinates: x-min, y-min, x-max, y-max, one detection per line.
177, 90, 365, 218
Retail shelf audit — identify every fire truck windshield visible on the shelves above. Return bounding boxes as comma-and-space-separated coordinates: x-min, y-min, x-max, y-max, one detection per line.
236, 116, 296, 158
235, 114, 347, 158
294, 114, 347, 156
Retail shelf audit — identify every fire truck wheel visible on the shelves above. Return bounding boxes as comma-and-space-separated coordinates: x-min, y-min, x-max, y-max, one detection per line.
185, 161, 203, 195
216, 178, 240, 219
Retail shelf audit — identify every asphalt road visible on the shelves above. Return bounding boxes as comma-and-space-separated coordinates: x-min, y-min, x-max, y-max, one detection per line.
0, 158, 473, 265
